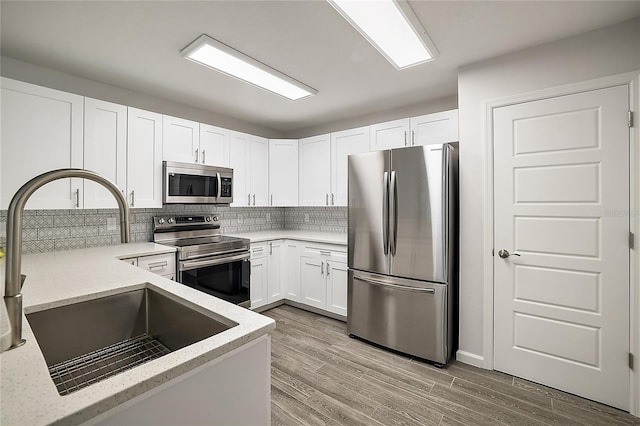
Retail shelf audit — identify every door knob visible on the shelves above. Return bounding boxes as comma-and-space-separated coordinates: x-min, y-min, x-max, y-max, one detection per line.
498, 249, 520, 258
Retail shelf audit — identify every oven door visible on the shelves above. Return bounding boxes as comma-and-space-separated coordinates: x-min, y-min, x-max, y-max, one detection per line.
179, 252, 250, 307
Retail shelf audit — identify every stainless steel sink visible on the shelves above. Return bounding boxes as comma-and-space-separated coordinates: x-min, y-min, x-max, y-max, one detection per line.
26, 287, 237, 395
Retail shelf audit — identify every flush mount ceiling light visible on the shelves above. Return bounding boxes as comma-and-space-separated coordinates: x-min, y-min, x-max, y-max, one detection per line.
181, 34, 317, 101
327, 0, 437, 69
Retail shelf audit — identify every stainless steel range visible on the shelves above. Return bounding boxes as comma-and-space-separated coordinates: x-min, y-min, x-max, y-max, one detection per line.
153, 215, 251, 307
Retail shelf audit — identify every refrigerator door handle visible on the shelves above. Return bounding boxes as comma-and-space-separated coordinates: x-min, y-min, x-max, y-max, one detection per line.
389, 170, 398, 256
383, 171, 389, 255
354, 275, 435, 294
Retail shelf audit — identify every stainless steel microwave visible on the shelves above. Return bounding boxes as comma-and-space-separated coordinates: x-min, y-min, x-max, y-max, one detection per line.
163, 161, 233, 204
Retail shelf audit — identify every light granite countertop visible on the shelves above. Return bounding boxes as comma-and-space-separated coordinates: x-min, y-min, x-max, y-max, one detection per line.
0, 243, 275, 426
229, 230, 347, 245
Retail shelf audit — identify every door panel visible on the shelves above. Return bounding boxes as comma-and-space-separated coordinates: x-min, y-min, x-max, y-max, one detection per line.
199, 124, 229, 167
300, 256, 325, 309
389, 145, 447, 282
493, 85, 630, 410
299, 134, 331, 206
229, 132, 250, 207
348, 150, 390, 275
331, 127, 370, 206
127, 108, 163, 208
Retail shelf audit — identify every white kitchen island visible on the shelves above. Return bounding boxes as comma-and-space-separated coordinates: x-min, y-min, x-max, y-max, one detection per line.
0, 243, 275, 426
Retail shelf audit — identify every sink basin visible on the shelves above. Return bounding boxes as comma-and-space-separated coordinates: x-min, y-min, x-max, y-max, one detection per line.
26, 286, 237, 395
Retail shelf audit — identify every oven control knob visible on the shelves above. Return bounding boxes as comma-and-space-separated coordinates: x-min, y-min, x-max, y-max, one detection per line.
157, 218, 165, 225
205, 216, 212, 222
212, 215, 219, 222
167, 217, 175, 224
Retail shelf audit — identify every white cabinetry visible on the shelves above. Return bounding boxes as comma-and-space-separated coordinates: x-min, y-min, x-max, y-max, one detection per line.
330, 126, 370, 206
267, 240, 283, 302
121, 252, 176, 281
369, 118, 410, 150
299, 243, 348, 316
83, 98, 127, 209
230, 133, 269, 207
283, 240, 301, 302
409, 109, 459, 146
298, 134, 331, 206
1, 77, 84, 210
199, 124, 230, 167
269, 139, 298, 206
127, 108, 163, 208
162, 115, 200, 163
250, 240, 284, 309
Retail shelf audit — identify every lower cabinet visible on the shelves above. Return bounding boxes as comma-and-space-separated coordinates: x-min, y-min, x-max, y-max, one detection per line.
121, 253, 176, 281
249, 238, 347, 318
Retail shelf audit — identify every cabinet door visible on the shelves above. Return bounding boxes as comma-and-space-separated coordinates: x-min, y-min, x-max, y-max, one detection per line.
326, 260, 348, 316
283, 240, 301, 302
369, 118, 410, 151
250, 136, 269, 207
330, 126, 370, 206
267, 240, 283, 303
200, 123, 229, 167
162, 115, 200, 163
409, 110, 458, 146
229, 131, 251, 207
250, 256, 268, 309
300, 256, 326, 310
84, 98, 127, 209
1, 77, 83, 210
298, 134, 331, 206
269, 139, 298, 206
127, 107, 163, 208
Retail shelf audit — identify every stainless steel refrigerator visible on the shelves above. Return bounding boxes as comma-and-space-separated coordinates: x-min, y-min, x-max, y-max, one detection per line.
347, 143, 457, 366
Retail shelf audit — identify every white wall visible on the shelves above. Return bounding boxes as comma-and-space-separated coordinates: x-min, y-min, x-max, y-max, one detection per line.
457, 16, 640, 364
0, 56, 284, 139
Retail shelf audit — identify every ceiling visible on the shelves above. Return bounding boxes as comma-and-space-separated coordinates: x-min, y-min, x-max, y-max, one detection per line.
1, 1, 639, 134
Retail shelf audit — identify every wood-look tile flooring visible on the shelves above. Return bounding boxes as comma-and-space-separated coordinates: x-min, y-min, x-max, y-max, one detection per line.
264, 305, 640, 426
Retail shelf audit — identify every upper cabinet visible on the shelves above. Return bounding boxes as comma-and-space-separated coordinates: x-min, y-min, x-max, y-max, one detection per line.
199, 123, 230, 167
162, 115, 200, 163
250, 136, 270, 207
269, 139, 298, 207
127, 107, 163, 208
83, 98, 127, 209
369, 118, 410, 150
229, 132, 269, 207
330, 126, 370, 206
410, 109, 459, 146
1, 78, 84, 210
298, 134, 331, 206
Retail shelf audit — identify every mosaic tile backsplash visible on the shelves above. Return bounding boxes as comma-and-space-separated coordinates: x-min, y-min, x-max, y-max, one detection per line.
0, 206, 347, 254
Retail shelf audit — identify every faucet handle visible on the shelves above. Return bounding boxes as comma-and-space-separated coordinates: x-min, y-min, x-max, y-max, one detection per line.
20, 274, 26, 289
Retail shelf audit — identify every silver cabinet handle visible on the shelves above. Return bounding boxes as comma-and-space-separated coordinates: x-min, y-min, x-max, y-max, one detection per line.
148, 261, 168, 270
252, 248, 264, 253
389, 171, 397, 256
327, 262, 330, 276
252, 194, 255, 205
202, 149, 206, 164
321, 261, 324, 275
75, 189, 80, 208
271, 194, 273, 206
498, 249, 521, 258
383, 171, 389, 255
404, 131, 408, 146
269, 241, 272, 255
331, 193, 335, 205
195, 149, 199, 163
320, 250, 332, 256
130, 190, 135, 207
326, 193, 329, 206
248, 194, 251, 205
354, 276, 435, 294
411, 130, 415, 146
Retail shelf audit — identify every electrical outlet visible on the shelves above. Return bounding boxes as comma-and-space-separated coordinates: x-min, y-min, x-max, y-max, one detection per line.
106, 217, 117, 232
266, 213, 271, 222
237, 214, 243, 224
304, 214, 310, 223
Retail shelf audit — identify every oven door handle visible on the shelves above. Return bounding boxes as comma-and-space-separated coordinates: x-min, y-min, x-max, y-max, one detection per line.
180, 252, 250, 270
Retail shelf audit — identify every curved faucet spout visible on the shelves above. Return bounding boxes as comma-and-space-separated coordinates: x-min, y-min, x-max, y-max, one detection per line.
4, 168, 131, 350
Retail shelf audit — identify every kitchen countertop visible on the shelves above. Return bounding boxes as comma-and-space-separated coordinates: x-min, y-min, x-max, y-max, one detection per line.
0, 242, 275, 426
229, 230, 347, 245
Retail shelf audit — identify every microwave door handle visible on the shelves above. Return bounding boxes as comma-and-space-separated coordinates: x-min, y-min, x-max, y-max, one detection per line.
216, 172, 221, 198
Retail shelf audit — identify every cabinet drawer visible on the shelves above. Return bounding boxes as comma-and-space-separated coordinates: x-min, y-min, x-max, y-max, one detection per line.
303, 243, 347, 260
251, 242, 268, 259
137, 253, 176, 276
121, 257, 138, 266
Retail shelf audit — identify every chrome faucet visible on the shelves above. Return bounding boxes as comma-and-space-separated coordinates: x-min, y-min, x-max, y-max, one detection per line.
3, 169, 130, 349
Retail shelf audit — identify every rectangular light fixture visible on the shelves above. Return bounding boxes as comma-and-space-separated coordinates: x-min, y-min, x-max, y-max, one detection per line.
327, 0, 437, 70
181, 34, 317, 101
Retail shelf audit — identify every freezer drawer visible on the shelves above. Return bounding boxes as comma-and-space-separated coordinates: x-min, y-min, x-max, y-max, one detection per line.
347, 270, 450, 364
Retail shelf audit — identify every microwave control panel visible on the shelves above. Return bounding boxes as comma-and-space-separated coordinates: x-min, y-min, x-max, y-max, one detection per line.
220, 177, 232, 197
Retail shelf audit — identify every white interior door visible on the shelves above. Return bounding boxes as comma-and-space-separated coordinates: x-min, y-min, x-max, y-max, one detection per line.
494, 85, 630, 410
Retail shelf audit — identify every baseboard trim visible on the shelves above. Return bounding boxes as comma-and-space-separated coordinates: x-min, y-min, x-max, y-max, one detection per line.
456, 350, 486, 369
252, 299, 286, 313
283, 300, 347, 322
